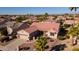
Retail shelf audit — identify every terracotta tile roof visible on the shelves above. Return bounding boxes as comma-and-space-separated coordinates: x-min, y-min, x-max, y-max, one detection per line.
31, 22, 60, 32
24, 26, 38, 34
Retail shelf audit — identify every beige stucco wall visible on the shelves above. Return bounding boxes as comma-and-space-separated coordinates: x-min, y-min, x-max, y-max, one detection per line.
45, 29, 57, 39
17, 30, 29, 40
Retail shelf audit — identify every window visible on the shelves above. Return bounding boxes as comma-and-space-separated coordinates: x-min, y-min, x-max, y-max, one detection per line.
50, 32, 54, 36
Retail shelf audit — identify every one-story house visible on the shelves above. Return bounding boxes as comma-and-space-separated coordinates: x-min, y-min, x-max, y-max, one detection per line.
17, 22, 60, 40
6, 22, 29, 35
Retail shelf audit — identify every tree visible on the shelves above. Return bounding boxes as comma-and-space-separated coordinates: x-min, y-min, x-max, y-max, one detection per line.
35, 36, 48, 51
69, 7, 79, 19
44, 12, 48, 20
67, 23, 79, 45
44, 12, 48, 17
68, 26, 77, 37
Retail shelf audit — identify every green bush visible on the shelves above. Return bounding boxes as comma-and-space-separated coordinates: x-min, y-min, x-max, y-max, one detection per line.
72, 48, 79, 51
35, 36, 48, 51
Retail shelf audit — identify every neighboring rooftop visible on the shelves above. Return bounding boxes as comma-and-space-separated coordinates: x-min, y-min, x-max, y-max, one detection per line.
64, 20, 75, 25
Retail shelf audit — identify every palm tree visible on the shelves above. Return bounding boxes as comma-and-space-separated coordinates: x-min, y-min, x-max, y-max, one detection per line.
35, 36, 47, 51
69, 7, 78, 19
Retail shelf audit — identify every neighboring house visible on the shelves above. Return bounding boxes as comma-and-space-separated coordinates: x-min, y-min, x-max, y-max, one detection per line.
66, 16, 72, 20
17, 26, 39, 40
29, 16, 37, 20
64, 20, 75, 25
31, 22, 60, 39
0, 19, 29, 36
56, 16, 66, 21
47, 16, 54, 20
10, 16, 19, 20
28, 16, 38, 22
17, 22, 60, 40
45, 16, 56, 22
74, 17, 79, 24
6, 21, 29, 35
57, 16, 65, 19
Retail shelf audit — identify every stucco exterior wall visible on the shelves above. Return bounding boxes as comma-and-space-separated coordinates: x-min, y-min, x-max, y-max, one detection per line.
17, 30, 29, 40
45, 29, 58, 39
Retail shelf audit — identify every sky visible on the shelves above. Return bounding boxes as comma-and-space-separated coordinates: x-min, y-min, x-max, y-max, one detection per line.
0, 7, 79, 15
